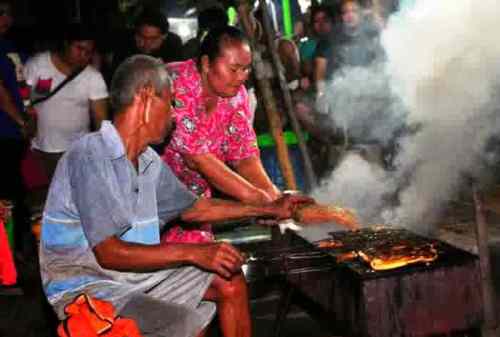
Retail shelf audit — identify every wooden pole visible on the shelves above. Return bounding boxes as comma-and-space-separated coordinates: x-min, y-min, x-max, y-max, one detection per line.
237, 1, 298, 190
472, 185, 498, 337
259, 0, 317, 190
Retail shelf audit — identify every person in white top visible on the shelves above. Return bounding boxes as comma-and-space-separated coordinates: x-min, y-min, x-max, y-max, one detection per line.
24, 23, 109, 181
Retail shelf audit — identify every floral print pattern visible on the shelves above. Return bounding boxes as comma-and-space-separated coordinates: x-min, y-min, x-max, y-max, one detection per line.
161, 59, 259, 243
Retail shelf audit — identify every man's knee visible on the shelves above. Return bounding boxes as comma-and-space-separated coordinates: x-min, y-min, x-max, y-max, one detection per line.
215, 274, 248, 300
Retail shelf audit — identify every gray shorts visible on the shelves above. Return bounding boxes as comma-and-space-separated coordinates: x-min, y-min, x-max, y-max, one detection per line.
52, 266, 215, 337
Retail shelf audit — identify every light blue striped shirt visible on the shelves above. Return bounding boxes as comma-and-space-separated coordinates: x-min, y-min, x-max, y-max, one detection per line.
39, 121, 197, 310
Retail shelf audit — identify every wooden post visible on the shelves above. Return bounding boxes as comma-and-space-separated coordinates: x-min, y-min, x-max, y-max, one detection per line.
237, 1, 298, 190
258, 0, 318, 190
472, 185, 498, 337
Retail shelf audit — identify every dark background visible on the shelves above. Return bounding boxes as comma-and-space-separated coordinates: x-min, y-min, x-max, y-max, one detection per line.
7, 0, 191, 55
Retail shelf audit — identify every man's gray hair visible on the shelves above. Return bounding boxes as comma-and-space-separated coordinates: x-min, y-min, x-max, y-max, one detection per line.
110, 55, 172, 113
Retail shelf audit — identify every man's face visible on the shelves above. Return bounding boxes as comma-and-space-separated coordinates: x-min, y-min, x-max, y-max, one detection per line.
342, 1, 361, 29
135, 25, 165, 54
205, 41, 252, 98
312, 11, 332, 37
0, 4, 13, 36
64, 40, 95, 69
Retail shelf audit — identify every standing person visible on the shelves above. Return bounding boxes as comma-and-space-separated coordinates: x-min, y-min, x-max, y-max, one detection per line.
40, 54, 311, 337
162, 26, 283, 245
0, 0, 32, 260
314, 0, 381, 96
23, 23, 109, 182
298, 5, 335, 88
111, 10, 184, 75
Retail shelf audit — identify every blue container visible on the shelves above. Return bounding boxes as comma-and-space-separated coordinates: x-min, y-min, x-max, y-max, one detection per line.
259, 145, 306, 192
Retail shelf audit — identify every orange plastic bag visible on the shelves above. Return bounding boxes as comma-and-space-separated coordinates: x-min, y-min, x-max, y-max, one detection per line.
57, 294, 142, 337
0, 220, 17, 286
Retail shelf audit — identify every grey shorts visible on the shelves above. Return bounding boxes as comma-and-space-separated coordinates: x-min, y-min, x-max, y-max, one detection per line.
52, 266, 215, 337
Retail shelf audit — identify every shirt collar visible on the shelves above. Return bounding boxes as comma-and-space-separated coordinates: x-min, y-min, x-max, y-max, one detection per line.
100, 120, 155, 174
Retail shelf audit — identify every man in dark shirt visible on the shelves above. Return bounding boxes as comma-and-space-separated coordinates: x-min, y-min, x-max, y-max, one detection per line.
0, 0, 31, 260
111, 10, 184, 76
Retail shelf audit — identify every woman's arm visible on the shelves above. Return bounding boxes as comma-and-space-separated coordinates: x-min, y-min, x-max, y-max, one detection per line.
233, 155, 281, 200
313, 56, 328, 95
184, 152, 274, 204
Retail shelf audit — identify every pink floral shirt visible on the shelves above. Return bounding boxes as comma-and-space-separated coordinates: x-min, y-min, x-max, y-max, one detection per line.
163, 59, 259, 198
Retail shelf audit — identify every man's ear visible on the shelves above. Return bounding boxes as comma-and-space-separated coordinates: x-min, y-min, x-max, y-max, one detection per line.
132, 86, 153, 124
141, 86, 154, 124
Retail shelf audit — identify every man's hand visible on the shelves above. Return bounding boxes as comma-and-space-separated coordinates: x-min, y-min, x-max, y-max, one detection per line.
192, 242, 245, 279
269, 194, 315, 220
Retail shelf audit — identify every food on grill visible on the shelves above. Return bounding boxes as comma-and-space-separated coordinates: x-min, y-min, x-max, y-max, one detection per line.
358, 243, 438, 271
315, 239, 344, 249
293, 204, 359, 229
336, 251, 358, 263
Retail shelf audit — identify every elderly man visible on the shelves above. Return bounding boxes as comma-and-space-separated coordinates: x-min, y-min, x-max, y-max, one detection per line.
39, 55, 309, 337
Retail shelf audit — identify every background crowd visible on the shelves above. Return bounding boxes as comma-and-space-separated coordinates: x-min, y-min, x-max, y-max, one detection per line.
0, 0, 397, 298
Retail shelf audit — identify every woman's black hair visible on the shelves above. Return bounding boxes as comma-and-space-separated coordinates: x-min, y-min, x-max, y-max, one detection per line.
198, 7, 228, 34
198, 25, 249, 64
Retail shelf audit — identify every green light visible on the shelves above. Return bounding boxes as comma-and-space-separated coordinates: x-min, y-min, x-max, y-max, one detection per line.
282, 0, 293, 38
227, 6, 237, 26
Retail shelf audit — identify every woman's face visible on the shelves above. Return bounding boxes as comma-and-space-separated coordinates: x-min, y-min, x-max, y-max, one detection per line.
204, 40, 252, 98
312, 11, 332, 37
342, 1, 361, 29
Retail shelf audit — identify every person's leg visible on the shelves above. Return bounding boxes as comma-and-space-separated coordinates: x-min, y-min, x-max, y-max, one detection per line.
203, 272, 251, 337
144, 266, 217, 337
34, 150, 63, 183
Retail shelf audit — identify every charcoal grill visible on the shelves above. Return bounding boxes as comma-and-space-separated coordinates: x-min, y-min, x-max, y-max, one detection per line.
245, 226, 482, 337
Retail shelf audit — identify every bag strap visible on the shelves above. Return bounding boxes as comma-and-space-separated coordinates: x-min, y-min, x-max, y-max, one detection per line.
31, 67, 85, 106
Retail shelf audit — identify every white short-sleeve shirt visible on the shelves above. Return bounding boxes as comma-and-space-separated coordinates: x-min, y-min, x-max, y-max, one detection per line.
24, 52, 109, 152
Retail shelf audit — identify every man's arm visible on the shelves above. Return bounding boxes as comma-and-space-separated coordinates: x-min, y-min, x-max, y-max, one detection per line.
93, 236, 245, 279
184, 152, 275, 204
180, 195, 299, 223
90, 98, 108, 129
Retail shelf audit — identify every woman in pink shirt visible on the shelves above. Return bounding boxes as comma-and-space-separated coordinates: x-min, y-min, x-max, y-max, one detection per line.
162, 26, 282, 337
162, 26, 281, 243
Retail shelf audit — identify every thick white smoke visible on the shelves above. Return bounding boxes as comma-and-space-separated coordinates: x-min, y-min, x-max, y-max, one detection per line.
312, 0, 500, 233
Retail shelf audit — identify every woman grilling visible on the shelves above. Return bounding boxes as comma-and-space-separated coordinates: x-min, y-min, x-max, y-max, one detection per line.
161, 26, 284, 244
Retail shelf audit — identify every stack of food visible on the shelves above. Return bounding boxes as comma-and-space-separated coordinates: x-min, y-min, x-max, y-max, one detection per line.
358, 243, 438, 271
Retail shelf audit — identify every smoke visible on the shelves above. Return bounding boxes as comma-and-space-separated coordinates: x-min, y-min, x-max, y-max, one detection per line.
311, 0, 500, 233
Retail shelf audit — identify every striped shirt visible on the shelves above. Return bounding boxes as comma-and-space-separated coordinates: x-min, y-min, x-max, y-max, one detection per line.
39, 121, 199, 317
